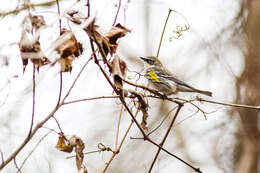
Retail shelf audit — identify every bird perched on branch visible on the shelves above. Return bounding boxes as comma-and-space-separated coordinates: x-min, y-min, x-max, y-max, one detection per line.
139, 56, 212, 97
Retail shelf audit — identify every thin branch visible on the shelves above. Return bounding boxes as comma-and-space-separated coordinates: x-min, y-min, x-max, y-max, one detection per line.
56, 72, 63, 107
156, 9, 172, 58
0, 57, 92, 170
17, 131, 52, 172
88, 31, 147, 137
147, 105, 178, 136
28, 64, 36, 137
56, 0, 62, 34
0, 0, 63, 17
197, 97, 260, 111
115, 105, 124, 149
112, 0, 121, 26
52, 116, 63, 133
60, 57, 92, 104
146, 138, 202, 173
148, 104, 182, 173
86, 0, 90, 17
103, 109, 140, 173
62, 96, 120, 105
13, 157, 21, 173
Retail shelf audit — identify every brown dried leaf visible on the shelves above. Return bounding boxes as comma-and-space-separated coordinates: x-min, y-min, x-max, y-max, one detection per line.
31, 15, 46, 30
103, 23, 130, 56
111, 55, 127, 88
54, 28, 82, 72
59, 55, 74, 72
19, 15, 49, 73
55, 133, 73, 153
131, 91, 149, 130
68, 136, 85, 171
19, 34, 50, 73
105, 23, 131, 45
85, 22, 130, 59
55, 28, 82, 59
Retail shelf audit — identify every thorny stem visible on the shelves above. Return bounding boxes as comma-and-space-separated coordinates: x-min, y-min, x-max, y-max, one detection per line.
148, 104, 182, 173
156, 9, 172, 58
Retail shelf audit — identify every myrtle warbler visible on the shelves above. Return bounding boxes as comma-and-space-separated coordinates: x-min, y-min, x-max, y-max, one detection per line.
140, 56, 212, 97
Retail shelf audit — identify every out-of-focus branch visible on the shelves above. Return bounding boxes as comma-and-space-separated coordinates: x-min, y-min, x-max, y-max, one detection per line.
197, 97, 260, 111
0, 0, 64, 17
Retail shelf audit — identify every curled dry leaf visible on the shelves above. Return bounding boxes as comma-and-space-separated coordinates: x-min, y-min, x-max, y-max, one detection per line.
111, 55, 127, 88
68, 136, 85, 171
55, 133, 73, 153
54, 28, 83, 72
130, 91, 149, 130
55, 134, 86, 171
84, 21, 130, 66
105, 23, 131, 46
19, 15, 50, 73
102, 23, 131, 57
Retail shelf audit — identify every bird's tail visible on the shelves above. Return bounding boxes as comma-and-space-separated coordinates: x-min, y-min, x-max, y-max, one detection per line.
195, 89, 212, 97
178, 87, 212, 97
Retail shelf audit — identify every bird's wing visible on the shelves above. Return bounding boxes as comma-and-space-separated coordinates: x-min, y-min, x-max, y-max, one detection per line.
156, 70, 197, 90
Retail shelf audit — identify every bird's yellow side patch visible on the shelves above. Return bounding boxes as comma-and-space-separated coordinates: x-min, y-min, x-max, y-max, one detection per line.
149, 70, 160, 82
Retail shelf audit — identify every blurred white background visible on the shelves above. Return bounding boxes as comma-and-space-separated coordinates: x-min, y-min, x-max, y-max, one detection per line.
0, 0, 250, 173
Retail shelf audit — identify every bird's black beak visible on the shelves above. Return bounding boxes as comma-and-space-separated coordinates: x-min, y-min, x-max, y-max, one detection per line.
139, 57, 147, 61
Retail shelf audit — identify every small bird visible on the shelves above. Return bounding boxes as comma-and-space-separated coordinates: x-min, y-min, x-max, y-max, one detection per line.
139, 56, 212, 97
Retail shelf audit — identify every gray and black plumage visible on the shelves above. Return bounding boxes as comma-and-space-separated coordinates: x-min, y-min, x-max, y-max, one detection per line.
140, 56, 212, 97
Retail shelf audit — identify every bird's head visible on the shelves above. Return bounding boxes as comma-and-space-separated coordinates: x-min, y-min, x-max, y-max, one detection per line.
139, 56, 163, 67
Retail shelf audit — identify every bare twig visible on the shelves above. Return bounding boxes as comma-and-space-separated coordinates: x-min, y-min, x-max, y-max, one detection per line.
63, 96, 120, 105
56, 0, 62, 34
13, 157, 21, 173
52, 116, 63, 133
197, 97, 260, 111
112, 0, 122, 26
56, 72, 63, 107
29, 64, 36, 137
17, 131, 52, 172
60, 57, 92, 104
147, 105, 178, 136
0, 57, 92, 170
0, 0, 63, 17
148, 104, 182, 173
156, 9, 172, 58
103, 109, 140, 173
146, 138, 202, 173
88, 29, 147, 137
115, 105, 124, 149
86, 0, 90, 17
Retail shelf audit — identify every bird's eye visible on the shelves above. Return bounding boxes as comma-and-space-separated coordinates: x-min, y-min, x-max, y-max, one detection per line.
147, 59, 154, 65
